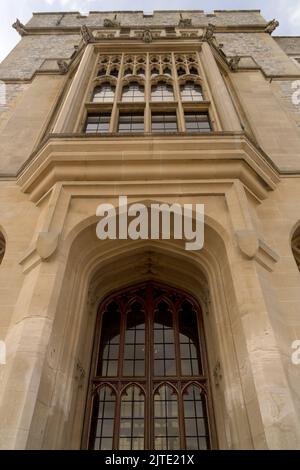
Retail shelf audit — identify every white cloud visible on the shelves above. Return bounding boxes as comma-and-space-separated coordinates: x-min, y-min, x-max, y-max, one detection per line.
289, 5, 300, 26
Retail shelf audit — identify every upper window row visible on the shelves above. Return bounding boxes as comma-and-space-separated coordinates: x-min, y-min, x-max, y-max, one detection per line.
92, 81, 204, 103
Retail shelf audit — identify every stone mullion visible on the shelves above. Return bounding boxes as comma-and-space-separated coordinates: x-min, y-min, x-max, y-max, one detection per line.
109, 54, 124, 133
172, 53, 185, 132
145, 53, 151, 133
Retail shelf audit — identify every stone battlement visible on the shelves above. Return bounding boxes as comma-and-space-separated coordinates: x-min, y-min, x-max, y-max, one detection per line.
25, 10, 267, 29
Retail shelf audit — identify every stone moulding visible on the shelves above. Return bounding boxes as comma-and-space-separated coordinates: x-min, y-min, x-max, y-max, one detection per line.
16, 133, 280, 203
235, 229, 279, 271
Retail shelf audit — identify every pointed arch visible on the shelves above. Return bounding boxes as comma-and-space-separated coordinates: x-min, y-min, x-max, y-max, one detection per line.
0, 231, 5, 265
292, 224, 300, 271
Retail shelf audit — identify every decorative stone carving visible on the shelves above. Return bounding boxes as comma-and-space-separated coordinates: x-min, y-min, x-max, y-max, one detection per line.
12, 19, 27, 37
203, 23, 216, 41
57, 60, 69, 74
87, 286, 98, 312
180, 31, 199, 38
80, 25, 94, 44
103, 14, 120, 28
228, 56, 241, 71
265, 19, 279, 34
203, 290, 211, 315
139, 251, 158, 275
213, 361, 222, 387
75, 360, 85, 388
178, 13, 192, 28
36, 232, 59, 260
142, 29, 153, 43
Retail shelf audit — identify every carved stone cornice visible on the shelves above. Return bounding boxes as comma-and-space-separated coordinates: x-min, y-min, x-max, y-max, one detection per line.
17, 133, 279, 203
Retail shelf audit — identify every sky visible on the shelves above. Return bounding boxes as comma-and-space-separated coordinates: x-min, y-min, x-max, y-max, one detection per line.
0, 0, 300, 62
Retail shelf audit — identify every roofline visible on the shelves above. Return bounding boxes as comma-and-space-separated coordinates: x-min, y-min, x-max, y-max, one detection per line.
31, 9, 262, 16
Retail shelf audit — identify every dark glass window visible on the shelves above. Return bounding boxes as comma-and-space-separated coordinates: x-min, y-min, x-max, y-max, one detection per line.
183, 385, 210, 450
90, 386, 116, 450
118, 113, 144, 133
154, 385, 179, 450
154, 301, 176, 376
151, 67, 159, 77
110, 68, 119, 78
152, 112, 178, 133
92, 83, 115, 103
177, 67, 186, 77
119, 386, 145, 450
151, 82, 174, 101
97, 68, 107, 77
123, 302, 145, 376
179, 301, 202, 375
88, 283, 213, 450
185, 112, 212, 133
122, 82, 144, 102
124, 68, 133, 76
163, 67, 172, 76
85, 114, 111, 134
180, 81, 203, 101
189, 66, 199, 75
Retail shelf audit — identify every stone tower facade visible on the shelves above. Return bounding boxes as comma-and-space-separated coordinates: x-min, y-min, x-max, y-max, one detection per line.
0, 9, 300, 450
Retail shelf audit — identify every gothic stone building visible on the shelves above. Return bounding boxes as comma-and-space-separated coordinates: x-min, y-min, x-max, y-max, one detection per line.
0, 9, 300, 451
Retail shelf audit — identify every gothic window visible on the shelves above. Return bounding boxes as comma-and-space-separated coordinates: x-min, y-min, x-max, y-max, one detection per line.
118, 112, 145, 133
152, 112, 178, 133
177, 66, 186, 77
124, 67, 133, 76
189, 66, 199, 75
84, 53, 214, 134
0, 233, 5, 264
136, 67, 145, 76
185, 112, 212, 133
292, 226, 300, 271
163, 67, 172, 76
122, 82, 144, 102
85, 114, 111, 134
119, 385, 145, 450
97, 68, 107, 77
87, 283, 213, 450
151, 82, 174, 101
151, 67, 159, 77
92, 83, 115, 103
181, 81, 203, 101
110, 67, 119, 78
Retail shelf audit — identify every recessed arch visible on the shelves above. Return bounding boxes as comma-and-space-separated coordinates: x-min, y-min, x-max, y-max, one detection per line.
292, 224, 300, 271
0, 231, 6, 265
29, 205, 255, 450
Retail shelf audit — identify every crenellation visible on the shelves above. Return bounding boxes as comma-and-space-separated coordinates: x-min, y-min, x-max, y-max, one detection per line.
25, 10, 267, 29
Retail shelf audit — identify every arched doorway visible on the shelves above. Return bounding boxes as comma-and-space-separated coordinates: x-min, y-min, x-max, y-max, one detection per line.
83, 282, 216, 450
